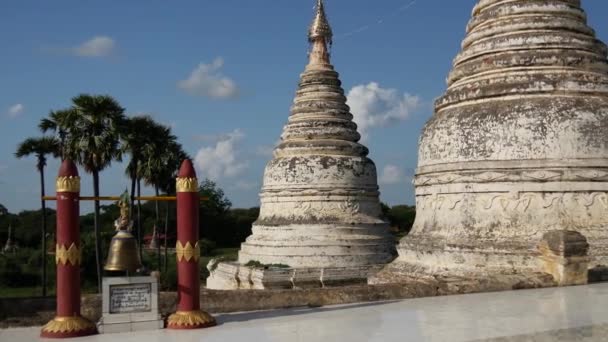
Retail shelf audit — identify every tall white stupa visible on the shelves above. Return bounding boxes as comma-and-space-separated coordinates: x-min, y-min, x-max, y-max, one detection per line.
208, 0, 396, 289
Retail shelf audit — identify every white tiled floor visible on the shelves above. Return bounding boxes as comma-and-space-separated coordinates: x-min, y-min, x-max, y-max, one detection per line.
3, 284, 608, 342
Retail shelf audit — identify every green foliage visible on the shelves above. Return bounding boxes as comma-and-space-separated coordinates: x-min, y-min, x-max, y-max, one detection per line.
380, 202, 391, 218
0, 255, 22, 287
199, 179, 232, 215
161, 259, 178, 291
121, 115, 159, 181
199, 239, 217, 256
1, 209, 57, 248
0, 249, 40, 288
80, 232, 100, 288
197, 179, 259, 247
62, 94, 126, 172
141, 250, 172, 289
385, 205, 416, 235
230, 207, 258, 244
15, 136, 61, 172
3, 93, 193, 296
199, 179, 232, 245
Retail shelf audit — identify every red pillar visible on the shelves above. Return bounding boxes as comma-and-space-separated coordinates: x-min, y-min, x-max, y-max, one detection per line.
41, 160, 96, 338
167, 160, 216, 329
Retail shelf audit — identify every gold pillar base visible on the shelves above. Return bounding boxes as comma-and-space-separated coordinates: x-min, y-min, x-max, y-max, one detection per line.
167, 310, 217, 329
40, 316, 97, 338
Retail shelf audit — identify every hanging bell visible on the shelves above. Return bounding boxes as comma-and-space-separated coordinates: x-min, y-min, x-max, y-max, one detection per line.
104, 230, 143, 272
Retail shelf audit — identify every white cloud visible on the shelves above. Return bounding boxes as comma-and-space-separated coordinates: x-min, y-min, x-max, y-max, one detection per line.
233, 181, 258, 191
379, 164, 404, 185
178, 58, 239, 99
73, 36, 115, 57
255, 140, 281, 158
346, 82, 420, 141
195, 129, 248, 180
193, 132, 240, 143
6, 104, 24, 118
255, 145, 274, 157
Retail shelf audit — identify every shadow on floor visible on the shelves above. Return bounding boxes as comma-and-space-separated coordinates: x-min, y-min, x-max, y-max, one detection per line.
215, 300, 400, 325
588, 266, 608, 283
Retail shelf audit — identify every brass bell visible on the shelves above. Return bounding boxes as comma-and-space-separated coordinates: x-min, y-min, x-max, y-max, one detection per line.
104, 190, 143, 273
104, 230, 143, 272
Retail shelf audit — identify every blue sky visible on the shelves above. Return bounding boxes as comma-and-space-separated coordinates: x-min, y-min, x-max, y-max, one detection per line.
1, 0, 608, 213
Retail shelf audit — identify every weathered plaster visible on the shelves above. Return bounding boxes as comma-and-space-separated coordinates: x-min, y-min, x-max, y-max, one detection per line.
375, 0, 608, 282
208, 3, 395, 289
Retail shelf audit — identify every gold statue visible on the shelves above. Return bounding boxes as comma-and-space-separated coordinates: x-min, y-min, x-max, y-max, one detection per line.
104, 190, 143, 272
114, 190, 133, 232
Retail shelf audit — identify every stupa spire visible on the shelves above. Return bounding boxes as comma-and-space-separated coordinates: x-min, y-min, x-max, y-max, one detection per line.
308, 0, 333, 66
309, 0, 333, 44
3, 224, 16, 254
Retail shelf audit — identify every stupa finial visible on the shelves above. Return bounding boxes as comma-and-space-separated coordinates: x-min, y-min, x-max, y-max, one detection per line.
308, 0, 333, 46
307, 0, 333, 66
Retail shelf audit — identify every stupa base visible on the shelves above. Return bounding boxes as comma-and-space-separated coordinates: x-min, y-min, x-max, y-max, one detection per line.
206, 261, 384, 290
372, 228, 608, 286
369, 261, 557, 294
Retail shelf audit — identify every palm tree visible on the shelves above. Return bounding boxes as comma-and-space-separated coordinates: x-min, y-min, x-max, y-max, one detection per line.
120, 115, 160, 260
120, 115, 158, 208
59, 94, 126, 293
15, 136, 60, 297
39, 109, 78, 159
140, 122, 179, 268
141, 124, 177, 223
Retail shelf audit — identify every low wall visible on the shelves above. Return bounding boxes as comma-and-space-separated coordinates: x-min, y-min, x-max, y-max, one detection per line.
0, 272, 555, 329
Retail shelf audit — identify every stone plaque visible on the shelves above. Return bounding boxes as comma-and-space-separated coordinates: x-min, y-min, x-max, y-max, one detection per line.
109, 283, 152, 314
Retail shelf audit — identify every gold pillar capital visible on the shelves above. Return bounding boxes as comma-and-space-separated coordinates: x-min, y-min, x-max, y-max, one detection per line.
176, 177, 198, 193
56, 176, 81, 193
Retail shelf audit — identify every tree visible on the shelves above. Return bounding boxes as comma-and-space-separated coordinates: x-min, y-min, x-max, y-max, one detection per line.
120, 115, 161, 261
15, 136, 60, 296
39, 110, 79, 159
51, 94, 126, 292
140, 122, 177, 232
386, 205, 416, 236
198, 179, 235, 246
139, 125, 183, 269
120, 115, 158, 210
121, 116, 188, 272
0, 204, 8, 242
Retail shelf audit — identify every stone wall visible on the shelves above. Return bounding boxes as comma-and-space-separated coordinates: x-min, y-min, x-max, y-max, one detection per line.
0, 272, 556, 329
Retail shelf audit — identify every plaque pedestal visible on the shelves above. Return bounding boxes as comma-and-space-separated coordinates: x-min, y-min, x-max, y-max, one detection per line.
97, 276, 164, 334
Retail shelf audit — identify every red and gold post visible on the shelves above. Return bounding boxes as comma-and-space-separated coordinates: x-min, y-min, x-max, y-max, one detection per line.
167, 160, 216, 329
41, 160, 97, 338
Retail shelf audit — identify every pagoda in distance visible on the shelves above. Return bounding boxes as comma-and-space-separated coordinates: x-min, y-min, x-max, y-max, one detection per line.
208, 0, 396, 290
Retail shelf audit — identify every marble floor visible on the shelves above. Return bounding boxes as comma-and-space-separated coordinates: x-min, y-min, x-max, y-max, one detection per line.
2, 283, 608, 342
